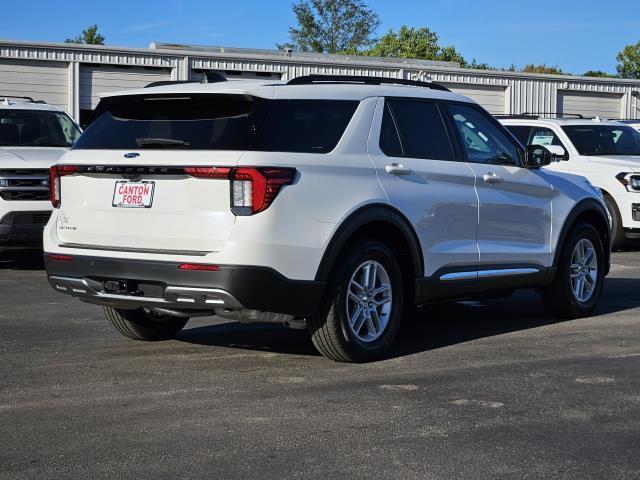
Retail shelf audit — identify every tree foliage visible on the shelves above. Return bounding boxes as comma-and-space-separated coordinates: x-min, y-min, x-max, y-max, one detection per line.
466, 58, 497, 71
65, 24, 105, 45
365, 26, 464, 64
616, 41, 640, 79
521, 64, 564, 75
582, 70, 616, 78
282, 0, 380, 54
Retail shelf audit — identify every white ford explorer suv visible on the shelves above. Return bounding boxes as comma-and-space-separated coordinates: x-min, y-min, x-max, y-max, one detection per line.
44, 75, 610, 362
0, 97, 81, 253
500, 115, 640, 249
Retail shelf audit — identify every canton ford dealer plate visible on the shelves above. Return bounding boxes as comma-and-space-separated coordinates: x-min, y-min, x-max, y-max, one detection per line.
112, 181, 155, 208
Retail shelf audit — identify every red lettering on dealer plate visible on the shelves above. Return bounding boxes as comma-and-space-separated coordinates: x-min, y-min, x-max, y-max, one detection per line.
117, 183, 150, 205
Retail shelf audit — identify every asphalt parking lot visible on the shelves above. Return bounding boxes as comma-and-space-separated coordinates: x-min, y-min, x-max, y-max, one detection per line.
1, 252, 639, 479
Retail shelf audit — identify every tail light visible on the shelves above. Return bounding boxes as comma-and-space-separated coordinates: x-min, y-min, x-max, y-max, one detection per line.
185, 166, 296, 216
183, 167, 231, 179
230, 167, 296, 215
49, 165, 79, 208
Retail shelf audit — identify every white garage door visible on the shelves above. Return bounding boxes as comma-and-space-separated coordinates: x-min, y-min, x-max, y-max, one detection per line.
557, 91, 622, 119
445, 84, 506, 114
0, 59, 68, 110
80, 64, 172, 109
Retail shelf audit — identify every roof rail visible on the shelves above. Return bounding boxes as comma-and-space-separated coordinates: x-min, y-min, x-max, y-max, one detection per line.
495, 112, 590, 120
286, 74, 451, 92
494, 114, 540, 119
523, 112, 585, 119
145, 71, 227, 88
1, 95, 47, 104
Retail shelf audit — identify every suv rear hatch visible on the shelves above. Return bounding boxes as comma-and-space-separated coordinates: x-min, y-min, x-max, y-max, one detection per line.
53, 91, 358, 254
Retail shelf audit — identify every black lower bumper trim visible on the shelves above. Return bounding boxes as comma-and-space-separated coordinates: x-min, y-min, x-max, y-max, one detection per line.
624, 228, 640, 240
0, 211, 50, 250
0, 226, 44, 249
44, 254, 325, 318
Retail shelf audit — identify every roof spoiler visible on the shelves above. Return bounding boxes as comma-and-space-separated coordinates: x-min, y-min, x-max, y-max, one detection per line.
145, 71, 227, 88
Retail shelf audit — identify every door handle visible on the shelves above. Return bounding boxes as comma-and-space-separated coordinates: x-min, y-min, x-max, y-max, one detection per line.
482, 172, 503, 184
385, 163, 412, 175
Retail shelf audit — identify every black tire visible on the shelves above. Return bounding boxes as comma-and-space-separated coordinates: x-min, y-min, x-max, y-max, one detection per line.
604, 195, 624, 251
104, 307, 188, 341
308, 238, 404, 362
541, 222, 605, 319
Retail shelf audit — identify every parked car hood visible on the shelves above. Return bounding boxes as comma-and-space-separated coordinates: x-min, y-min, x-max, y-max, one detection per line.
587, 155, 640, 171
0, 147, 68, 169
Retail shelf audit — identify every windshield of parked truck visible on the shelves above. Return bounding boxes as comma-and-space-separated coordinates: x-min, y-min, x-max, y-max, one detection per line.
74, 94, 359, 153
562, 125, 640, 156
0, 109, 81, 147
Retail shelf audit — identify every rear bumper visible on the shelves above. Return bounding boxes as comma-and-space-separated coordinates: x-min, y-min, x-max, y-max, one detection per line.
44, 254, 325, 318
0, 211, 51, 250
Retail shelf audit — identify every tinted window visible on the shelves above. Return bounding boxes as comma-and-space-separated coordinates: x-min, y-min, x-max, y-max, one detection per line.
562, 125, 640, 156
0, 109, 81, 147
529, 126, 567, 150
386, 99, 454, 160
449, 105, 520, 165
505, 125, 532, 146
379, 103, 403, 157
75, 94, 358, 153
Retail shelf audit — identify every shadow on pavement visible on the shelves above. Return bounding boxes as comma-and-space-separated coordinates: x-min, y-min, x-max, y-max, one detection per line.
0, 251, 44, 270
178, 277, 640, 360
178, 322, 318, 356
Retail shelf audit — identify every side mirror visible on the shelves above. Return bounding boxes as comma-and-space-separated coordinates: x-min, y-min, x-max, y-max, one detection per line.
545, 144, 568, 160
524, 145, 552, 169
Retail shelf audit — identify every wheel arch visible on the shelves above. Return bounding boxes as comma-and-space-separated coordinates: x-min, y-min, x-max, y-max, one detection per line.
314, 204, 424, 284
554, 198, 611, 274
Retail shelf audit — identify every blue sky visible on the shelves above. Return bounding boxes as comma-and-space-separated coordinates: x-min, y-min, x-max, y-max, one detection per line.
2, 0, 639, 74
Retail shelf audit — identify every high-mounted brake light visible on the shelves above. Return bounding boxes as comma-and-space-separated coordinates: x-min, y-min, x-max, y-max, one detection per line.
230, 167, 296, 215
49, 165, 79, 208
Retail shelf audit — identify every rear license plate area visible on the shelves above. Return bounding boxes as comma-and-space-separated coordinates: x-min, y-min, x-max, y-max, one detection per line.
112, 181, 155, 208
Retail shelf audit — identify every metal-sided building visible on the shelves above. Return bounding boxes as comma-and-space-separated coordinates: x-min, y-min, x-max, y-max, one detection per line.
1, 38, 639, 125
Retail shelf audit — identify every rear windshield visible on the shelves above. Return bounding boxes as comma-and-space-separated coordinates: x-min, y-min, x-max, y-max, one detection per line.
562, 125, 640, 156
0, 109, 81, 147
74, 94, 359, 153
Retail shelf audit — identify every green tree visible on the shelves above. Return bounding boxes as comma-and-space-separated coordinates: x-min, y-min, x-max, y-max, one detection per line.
616, 41, 640, 79
521, 64, 564, 75
583, 70, 616, 78
365, 26, 464, 64
466, 58, 496, 71
65, 25, 105, 45
281, 0, 380, 54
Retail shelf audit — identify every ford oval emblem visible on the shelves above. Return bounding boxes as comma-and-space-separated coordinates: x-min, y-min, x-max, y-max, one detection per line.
124, 152, 140, 159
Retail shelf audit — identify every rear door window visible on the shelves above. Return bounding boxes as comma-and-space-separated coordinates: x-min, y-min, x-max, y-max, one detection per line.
382, 99, 454, 160
75, 94, 358, 153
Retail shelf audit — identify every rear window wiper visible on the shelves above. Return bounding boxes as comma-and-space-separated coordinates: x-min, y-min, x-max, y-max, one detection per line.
135, 137, 191, 148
